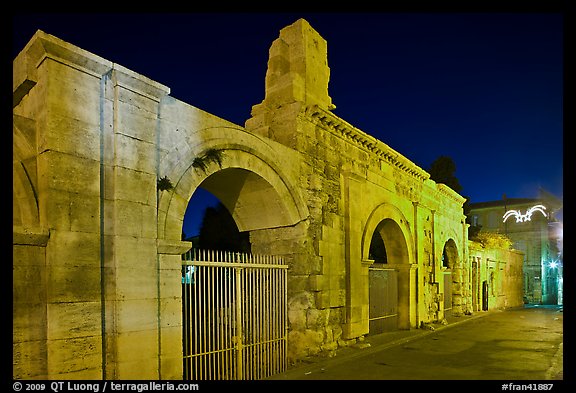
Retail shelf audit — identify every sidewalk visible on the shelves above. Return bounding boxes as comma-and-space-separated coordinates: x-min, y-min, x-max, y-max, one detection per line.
268, 310, 491, 380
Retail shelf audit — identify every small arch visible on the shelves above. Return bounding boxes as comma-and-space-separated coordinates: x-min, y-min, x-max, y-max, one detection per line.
369, 218, 410, 265
362, 203, 414, 263
442, 238, 459, 269
363, 203, 414, 332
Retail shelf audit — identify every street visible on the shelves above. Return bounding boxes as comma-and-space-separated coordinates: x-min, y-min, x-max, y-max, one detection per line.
268, 305, 563, 381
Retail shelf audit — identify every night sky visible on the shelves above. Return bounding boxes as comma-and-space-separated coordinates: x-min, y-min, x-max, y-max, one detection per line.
12, 12, 565, 237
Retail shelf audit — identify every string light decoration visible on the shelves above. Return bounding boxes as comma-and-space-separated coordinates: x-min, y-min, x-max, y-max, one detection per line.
503, 204, 547, 223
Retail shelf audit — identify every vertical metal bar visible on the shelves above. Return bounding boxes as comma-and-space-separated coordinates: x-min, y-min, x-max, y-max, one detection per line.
262, 264, 266, 379
246, 269, 254, 379
226, 265, 232, 380
200, 258, 206, 379
187, 263, 192, 380
182, 263, 188, 379
246, 257, 250, 380
261, 266, 266, 379
235, 266, 243, 380
208, 264, 214, 379
217, 263, 223, 380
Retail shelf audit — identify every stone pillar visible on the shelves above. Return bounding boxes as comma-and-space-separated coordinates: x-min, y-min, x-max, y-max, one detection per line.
13, 31, 115, 379
13, 30, 177, 379
412, 201, 421, 327
13, 228, 50, 379
342, 169, 368, 339
100, 64, 170, 379
246, 18, 335, 146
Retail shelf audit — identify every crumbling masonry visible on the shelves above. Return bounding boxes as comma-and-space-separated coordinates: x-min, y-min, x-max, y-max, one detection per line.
13, 19, 522, 379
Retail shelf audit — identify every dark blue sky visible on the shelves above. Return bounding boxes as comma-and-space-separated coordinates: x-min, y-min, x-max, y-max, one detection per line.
12, 12, 564, 237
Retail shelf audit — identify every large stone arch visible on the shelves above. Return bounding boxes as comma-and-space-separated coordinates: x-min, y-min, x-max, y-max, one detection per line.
157, 125, 309, 243
361, 203, 416, 330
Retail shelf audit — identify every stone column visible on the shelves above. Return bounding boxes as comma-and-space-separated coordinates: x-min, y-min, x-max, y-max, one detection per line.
342, 169, 368, 339
100, 65, 170, 379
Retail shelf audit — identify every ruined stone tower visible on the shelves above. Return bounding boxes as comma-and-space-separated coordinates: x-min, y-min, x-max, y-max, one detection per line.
13, 18, 522, 380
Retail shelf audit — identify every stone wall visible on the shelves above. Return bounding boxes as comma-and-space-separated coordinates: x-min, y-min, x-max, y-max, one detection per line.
14, 19, 474, 378
469, 242, 524, 311
246, 19, 469, 363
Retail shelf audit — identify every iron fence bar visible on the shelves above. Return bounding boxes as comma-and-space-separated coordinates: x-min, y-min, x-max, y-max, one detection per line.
182, 249, 287, 380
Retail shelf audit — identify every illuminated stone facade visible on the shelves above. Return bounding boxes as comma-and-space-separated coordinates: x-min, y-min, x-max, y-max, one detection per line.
13, 19, 521, 379
468, 194, 563, 305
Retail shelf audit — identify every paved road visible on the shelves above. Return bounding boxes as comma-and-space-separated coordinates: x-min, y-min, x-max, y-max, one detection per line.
269, 305, 564, 381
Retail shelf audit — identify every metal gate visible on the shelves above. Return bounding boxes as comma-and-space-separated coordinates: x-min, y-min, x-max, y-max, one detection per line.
181, 249, 287, 380
368, 266, 398, 334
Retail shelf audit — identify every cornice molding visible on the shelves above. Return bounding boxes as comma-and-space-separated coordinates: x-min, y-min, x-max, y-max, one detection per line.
14, 30, 170, 104
305, 104, 430, 182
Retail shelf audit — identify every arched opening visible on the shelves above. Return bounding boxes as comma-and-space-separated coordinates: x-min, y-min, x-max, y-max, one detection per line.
441, 238, 459, 318
183, 187, 250, 253
178, 165, 307, 380
368, 218, 410, 334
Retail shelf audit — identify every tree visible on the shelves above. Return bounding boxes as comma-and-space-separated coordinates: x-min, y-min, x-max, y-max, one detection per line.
198, 202, 251, 253
428, 156, 480, 239
428, 155, 462, 194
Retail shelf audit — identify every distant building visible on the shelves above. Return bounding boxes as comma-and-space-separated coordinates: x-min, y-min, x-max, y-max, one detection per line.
467, 190, 563, 305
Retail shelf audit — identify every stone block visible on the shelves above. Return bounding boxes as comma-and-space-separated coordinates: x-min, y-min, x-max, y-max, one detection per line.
159, 355, 183, 380
13, 263, 46, 305
47, 301, 101, 340
115, 358, 158, 380
116, 329, 158, 363
47, 335, 102, 376
114, 265, 158, 301
308, 274, 324, 291
38, 150, 100, 196
47, 265, 101, 303
116, 98, 159, 144
13, 243, 46, 265
116, 298, 158, 333
160, 325, 183, 358
115, 135, 157, 175
160, 297, 182, 329
13, 339, 48, 379
44, 230, 82, 273
112, 236, 157, 269
13, 300, 47, 343
45, 113, 100, 160
114, 200, 148, 238
306, 307, 329, 330
288, 307, 306, 330
288, 291, 314, 310
44, 59, 102, 127
70, 194, 100, 233
114, 165, 156, 203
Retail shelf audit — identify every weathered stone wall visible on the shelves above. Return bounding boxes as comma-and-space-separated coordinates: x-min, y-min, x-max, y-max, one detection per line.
12, 30, 181, 379
246, 19, 469, 362
14, 19, 473, 378
469, 242, 524, 311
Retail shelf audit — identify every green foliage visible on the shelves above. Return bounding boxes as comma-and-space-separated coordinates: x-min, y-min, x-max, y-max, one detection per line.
471, 230, 513, 250
157, 176, 174, 191
192, 149, 225, 173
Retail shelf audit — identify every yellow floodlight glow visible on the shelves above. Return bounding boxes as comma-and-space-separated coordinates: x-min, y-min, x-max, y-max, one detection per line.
503, 204, 547, 223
